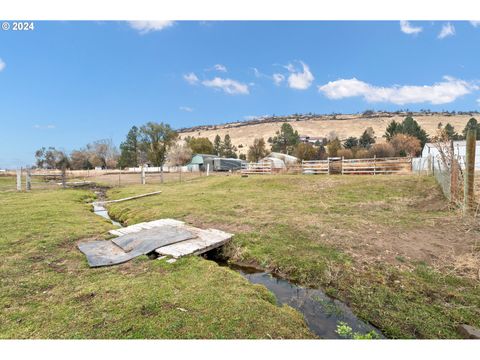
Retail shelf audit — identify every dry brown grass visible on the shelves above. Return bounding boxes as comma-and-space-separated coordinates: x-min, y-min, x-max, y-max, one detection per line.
180, 114, 473, 155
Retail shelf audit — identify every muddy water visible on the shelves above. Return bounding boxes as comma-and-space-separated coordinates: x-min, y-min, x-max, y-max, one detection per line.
225, 263, 384, 339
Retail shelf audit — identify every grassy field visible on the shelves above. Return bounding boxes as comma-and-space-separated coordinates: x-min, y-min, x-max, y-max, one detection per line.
106, 174, 480, 339
0, 185, 313, 339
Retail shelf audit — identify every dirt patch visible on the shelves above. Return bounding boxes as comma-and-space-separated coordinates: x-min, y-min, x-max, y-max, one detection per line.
327, 219, 480, 279
75, 292, 96, 303
183, 215, 254, 233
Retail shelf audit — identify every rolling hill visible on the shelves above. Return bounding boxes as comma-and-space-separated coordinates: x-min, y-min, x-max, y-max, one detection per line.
179, 112, 477, 155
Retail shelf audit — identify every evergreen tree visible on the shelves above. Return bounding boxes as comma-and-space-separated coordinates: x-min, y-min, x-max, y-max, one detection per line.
268, 123, 300, 154
385, 116, 429, 147
343, 137, 359, 149
359, 129, 375, 148
118, 126, 140, 168
213, 134, 223, 156
401, 116, 428, 147
384, 120, 401, 141
443, 123, 461, 140
462, 118, 480, 140
222, 134, 237, 158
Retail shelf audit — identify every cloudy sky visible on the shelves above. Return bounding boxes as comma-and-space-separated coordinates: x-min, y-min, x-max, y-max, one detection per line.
0, 21, 479, 168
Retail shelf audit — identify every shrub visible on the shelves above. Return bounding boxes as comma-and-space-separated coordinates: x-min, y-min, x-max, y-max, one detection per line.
326, 138, 342, 157
368, 143, 395, 158
389, 134, 421, 157
354, 148, 370, 159
337, 148, 354, 159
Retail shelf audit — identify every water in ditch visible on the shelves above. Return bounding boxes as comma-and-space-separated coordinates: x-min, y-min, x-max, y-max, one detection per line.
218, 262, 384, 339
93, 203, 123, 227
90, 194, 383, 339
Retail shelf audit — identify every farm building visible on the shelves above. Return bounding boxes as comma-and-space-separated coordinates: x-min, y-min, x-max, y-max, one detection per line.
213, 158, 246, 171
260, 152, 299, 171
417, 141, 480, 170
264, 152, 299, 166
188, 154, 217, 172
187, 154, 246, 172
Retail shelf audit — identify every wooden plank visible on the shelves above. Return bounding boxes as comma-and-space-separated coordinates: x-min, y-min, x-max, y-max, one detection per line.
92, 191, 162, 205
155, 227, 233, 258
108, 218, 185, 236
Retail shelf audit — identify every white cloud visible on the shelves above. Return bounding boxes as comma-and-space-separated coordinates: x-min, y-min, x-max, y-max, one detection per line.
477, 98, 480, 106
272, 73, 285, 86
285, 61, 314, 90
202, 77, 249, 95
438, 22, 455, 39
252, 67, 264, 78
128, 21, 174, 34
470, 21, 480, 27
400, 21, 423, 35
33, 124, 56, 129
179, 106, 193, 112
183, 72, 199, 85
213, 64, 227, 72
318, 76, 478, 105
0, 58, 5, 72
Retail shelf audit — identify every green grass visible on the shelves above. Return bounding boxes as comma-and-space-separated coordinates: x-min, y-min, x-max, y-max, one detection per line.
106, 174, 480, 339
0, 187, 313, 339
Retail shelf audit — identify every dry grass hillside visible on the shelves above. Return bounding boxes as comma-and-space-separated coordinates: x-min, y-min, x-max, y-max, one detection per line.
179, 113, 476, 155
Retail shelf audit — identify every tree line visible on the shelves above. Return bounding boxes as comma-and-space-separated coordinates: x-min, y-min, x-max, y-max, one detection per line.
34, 122, 178, 171
34, 116, 479, 170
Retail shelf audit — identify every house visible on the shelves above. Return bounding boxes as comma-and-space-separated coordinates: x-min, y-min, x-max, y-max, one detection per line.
419, 141, 480, 170
299, 135, 325, 145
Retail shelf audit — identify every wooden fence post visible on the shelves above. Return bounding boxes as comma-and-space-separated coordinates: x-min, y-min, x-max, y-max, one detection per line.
373, 155, 377, 176
449, 140, 458, 204
206, 163, 210, 176
25, 168, 31, 191
464, 128, 476, 216
141, 165, 146, 185
61, 166, 66, 189
327, 158, 330, 175
16, 168, 22, 191
341, 157, 344, 175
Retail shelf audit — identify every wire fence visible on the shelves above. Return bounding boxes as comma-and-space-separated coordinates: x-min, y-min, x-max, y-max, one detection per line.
0, 168, 209, 193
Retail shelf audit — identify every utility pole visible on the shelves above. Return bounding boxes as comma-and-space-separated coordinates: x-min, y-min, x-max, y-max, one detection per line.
464, 128, 476, 216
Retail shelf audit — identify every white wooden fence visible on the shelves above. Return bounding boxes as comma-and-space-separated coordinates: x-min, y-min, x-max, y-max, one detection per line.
302, 156, 412, 175
342, 157, 412, 175
241, 162, 272, 175
302, 160, 329, 174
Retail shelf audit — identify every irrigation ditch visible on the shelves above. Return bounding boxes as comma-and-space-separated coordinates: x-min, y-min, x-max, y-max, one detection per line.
88, 184, 383, 339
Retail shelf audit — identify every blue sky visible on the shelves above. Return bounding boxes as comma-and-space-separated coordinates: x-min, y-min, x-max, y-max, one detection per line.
0, 20, 479, 168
